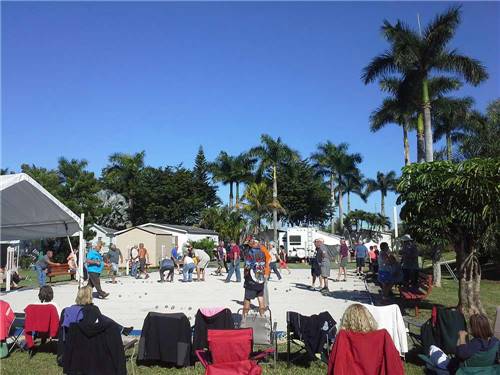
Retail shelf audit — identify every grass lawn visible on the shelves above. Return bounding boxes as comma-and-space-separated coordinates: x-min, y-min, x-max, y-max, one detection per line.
3, 264, 499, 374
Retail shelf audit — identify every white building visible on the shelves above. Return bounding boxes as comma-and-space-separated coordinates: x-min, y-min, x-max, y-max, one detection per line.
89, 224, 118, 251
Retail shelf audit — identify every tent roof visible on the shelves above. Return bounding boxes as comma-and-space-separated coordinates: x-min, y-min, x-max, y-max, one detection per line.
0, 173, 81, 241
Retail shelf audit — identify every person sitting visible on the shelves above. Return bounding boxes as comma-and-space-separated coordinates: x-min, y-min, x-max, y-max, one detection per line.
429, 313, 499, 373
340, 303, 378, 333
158, 256, 176, 283
70, 286, 133, 336
38, 285, 61, 316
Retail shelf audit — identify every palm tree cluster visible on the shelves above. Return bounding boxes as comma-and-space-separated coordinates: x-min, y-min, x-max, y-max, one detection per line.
207, 134, 399, 240
363, 5, 488, 164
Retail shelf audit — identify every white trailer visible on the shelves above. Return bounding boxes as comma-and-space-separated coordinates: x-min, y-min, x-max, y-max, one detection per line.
284, 227, 343, 260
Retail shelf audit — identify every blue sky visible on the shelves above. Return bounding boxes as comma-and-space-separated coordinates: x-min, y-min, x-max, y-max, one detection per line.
2, 1, 499, 222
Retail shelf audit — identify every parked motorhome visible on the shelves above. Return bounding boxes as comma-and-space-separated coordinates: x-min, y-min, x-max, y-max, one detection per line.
283, 227, 343, 260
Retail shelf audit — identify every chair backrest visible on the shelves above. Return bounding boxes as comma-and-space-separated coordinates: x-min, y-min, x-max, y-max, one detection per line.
241, 313, 272, 345
494, 306, 500, 340
208, 328, 252, 364
463, 341, 499, 368
0, 301, 15, 341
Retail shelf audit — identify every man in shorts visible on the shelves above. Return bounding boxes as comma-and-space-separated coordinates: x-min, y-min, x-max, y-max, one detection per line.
242, 239, 269, 318
314, 239, 331, 294
107, 244, 123, 284
137, 243, 149, 279
355, 241, 369, 277
193, 248, 210, 281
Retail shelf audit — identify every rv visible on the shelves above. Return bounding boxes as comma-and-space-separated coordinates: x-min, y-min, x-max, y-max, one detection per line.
283, 227, 343, 260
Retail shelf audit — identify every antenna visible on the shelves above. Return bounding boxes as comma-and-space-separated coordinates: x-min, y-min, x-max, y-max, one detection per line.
417, 13, 422, 37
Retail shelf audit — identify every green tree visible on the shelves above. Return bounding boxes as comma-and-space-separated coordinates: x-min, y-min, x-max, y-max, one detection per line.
242, 182, 278, 234
20, 164, 60, 195
210, 151, 236, 209
344, 209, 390, 243
433, 96, 474, 160
199, 206, 246, 243
57, 158, 103, 239
363, 6, 488, 162
339, 170, 366, 213
232, 153, 256, 209
458, 99, 500, 159
277, 159, 332, 226
397, 159, 499, 315
101, 151, 145, 225
365, 171, 398, 216
311, 141, 361, 231
193, 146, 219, 209
249, 134, 299, 243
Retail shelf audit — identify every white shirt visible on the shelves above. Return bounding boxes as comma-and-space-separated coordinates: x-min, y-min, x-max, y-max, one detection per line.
184, 256, 194, 265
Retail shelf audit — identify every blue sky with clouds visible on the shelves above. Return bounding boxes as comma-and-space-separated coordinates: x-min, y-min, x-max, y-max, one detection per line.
2, 1, 499, 222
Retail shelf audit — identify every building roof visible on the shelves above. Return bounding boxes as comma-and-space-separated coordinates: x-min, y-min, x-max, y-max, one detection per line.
92, 224, 118, 235
140, 223, 218, 235
114, 226, 173, 236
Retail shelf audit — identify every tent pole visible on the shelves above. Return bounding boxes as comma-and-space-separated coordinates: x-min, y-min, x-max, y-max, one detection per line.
78, 213, 85, 288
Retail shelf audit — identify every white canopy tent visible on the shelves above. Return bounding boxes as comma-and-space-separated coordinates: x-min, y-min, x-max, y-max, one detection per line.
0, 173, 85, 290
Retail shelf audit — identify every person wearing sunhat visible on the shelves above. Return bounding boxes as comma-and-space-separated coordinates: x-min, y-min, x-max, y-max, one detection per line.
399, 234, 419, 288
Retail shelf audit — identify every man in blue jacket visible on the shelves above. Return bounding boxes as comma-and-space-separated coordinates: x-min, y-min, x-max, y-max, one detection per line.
85, 242, 109, 299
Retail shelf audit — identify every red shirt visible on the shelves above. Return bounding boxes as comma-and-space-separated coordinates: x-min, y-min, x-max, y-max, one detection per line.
228, 245, 241, 261
24, 304, 59, 348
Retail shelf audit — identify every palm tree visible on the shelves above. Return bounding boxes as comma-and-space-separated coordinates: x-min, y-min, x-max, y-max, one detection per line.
433, 96, 474, 160
232, 153, 256, 209
365, 171, 398, 216
102, 151, 145, 225
249, 134, 298, 243
372, 76, 461, 164
311, 142, 362, 231
362, 6, 488, 162
210, 151, 237, 209
242, 182, 284, 234
339, 170, 366, 213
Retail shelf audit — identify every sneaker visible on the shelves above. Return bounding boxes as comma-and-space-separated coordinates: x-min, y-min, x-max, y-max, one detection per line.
99, 292, 110, 299
145, 274, 150, 279
157, 280, 164, 283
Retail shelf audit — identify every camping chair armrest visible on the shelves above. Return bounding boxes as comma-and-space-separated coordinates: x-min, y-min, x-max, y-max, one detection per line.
195, 349, 210, 368
251, 347, 275, 361
123, 338, 138, 351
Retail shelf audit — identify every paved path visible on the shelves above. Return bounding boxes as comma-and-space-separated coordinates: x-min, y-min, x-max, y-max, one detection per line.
1, 268, 372, 332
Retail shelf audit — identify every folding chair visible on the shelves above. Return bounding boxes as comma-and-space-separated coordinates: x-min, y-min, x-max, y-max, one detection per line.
237, 307, 277, 367
286, 311, 336, 367
24, 304, 60, 357
195, 328, 272, 375
123, 338, 138, 375
7, 313, 26, 353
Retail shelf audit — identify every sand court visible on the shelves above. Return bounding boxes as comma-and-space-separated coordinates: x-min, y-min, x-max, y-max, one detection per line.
1, 268, 372, 333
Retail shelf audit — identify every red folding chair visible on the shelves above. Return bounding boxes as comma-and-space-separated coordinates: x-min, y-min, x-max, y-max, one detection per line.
195, 329, 274, 375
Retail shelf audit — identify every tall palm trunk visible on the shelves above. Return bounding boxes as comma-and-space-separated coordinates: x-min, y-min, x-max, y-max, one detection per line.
347, 191, 351, 213
229, 182, 234, 209
235, 182, 240, 209
446, 133, 453, 161
127, 196, 134, 227
330, 173, 335, 233
423, 79, 434, 162
338, 183, 344, 230
403, 122, 410, 166
272, 164, 278, 243
417, 113, 425, 163
380, 192, 385, 216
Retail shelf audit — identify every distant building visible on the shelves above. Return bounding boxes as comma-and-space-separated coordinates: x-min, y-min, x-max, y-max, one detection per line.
89, 224, 118, 251
137, 223, 218, 250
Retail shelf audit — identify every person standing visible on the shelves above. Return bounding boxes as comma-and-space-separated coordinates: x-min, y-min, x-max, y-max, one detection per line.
314, 239, 331, 294
214, 241, 226, 276
225, 240, 241, 283
336, 239, 349, 282
354, 241, 369, 277
171, 245, 181, 274
35, 250, 60, 287
85, 243, 109, 299
242, 239, 268, 318
129, 245, 139, 278
399, 235, 419, 288
310, 245, 322, 290
107, 244, 123, 284
267, 242, 282, 281
137, 243, 149, 279
278, 245, 291, 275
